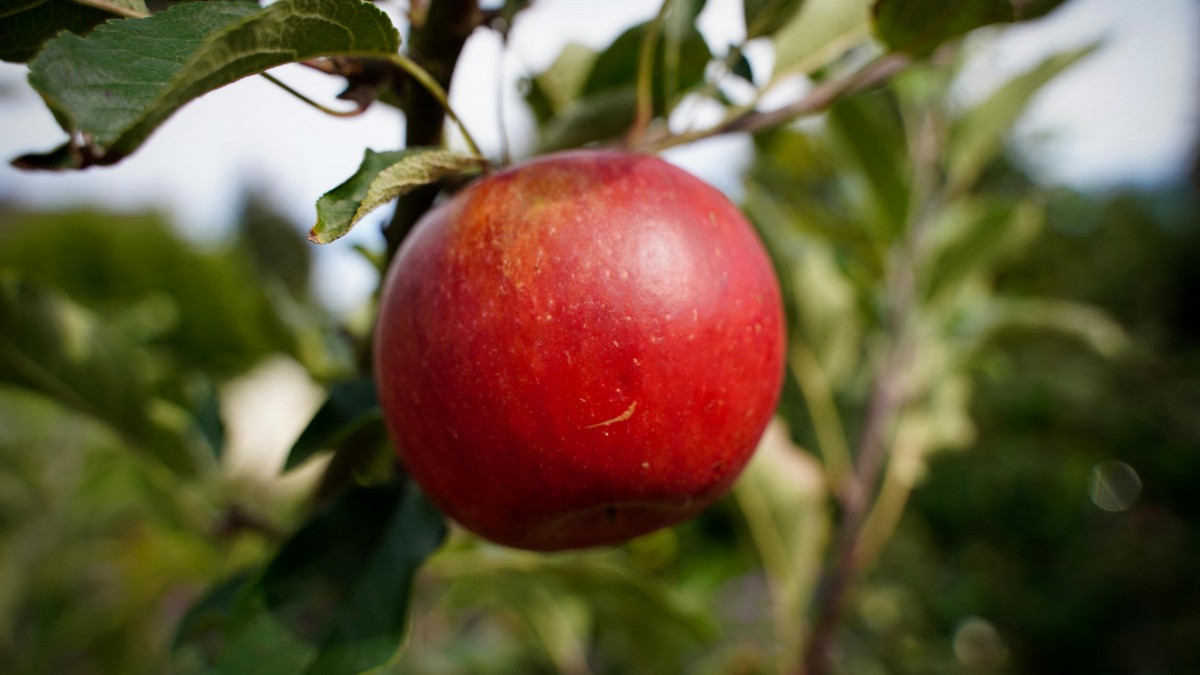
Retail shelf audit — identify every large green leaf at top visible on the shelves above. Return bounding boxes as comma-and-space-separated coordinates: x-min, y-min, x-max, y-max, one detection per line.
0, 0, 147, 63
207, 481, 447, 675
16, 0, 400, 170
0, 271, 206, 475
873, 0, 1013, 57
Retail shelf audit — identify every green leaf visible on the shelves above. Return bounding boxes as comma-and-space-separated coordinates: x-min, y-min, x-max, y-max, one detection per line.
733, 419, 827, 672
582, 19, 711, 104
771, 0, 873, 79
284, 377, 380, 472
310, 148, 484, 245
536, 18, 712, 150
214, 480, 447, 675
173, 572, 256, 673
525, 42, 598, 123
923, 198, 1043, 304
16, 0, 400, 170
1013, 0, 1069, 20
0, 270, 204, 475
873, 0, 1013, 57
72, 0, 148, 15
946, 44, 1096, 194
0, 0, 114, 63
745, 0, 807, 39
826, 90, 911, 240
973, 297, 1130, 358
433, 551, 718, 673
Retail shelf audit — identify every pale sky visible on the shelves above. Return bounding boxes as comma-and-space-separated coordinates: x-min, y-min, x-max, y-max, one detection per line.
0, 0, 1195, 312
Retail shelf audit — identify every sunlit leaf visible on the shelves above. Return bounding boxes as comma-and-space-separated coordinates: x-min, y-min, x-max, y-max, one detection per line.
771, 0, 873, 79
525, 42, 598, 122
16, 0, 400, 170
215, 480, 447, 675
973, 297, 1130, 358
946, 44, 1097, 194
0, 271, 205, 475
310, 148, 484, 244
873, 0, 1013, 57
284, 377, 380, 471
744, 0, 807, 39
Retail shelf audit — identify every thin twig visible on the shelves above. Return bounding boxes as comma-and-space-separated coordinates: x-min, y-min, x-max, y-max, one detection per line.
800, 93, 944, 675
628, 0, 672, 145
386, 53, 485, 162
637, 53, 911, 153
261, 73, 368, 117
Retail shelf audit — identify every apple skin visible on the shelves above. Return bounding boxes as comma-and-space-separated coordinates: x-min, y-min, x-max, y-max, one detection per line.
375, 149, 785, 551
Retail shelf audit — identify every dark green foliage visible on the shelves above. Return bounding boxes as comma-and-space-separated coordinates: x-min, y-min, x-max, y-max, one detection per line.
0, 208, 297, 377
864, 186, 1200, 674
873, 0, 1013, 57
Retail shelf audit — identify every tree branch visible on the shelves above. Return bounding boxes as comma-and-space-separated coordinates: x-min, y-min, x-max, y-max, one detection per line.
637, 53, 912, 154
384, 0, 484, 260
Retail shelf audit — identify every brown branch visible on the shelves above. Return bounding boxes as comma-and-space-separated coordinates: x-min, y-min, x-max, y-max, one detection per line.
800, 340, 911, 675
637, 53, 912, 153
385, 0, 484, 260
800, 106, 944, 675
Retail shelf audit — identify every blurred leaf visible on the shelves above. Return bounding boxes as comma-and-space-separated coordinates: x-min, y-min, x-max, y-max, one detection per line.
537, 16, 711, 150
771, 0, 873, 79
873, 0, 1013, 57
923, 198, 1043, 304
973, 297, 1130, 358
285, 377, 380, 472
16, 0, 400, 170
733, 419, 827, 671
730, 46, 754, 81
946, 44, 1096, 194
0, 208, 299, 378
311, 147, 484, 244
539, 88, 639, 151
0, 0, 136, 63
173, 572, 256, 673
237, 194, 312, 297
1012, 0, 1069, 19
827, 90, 911, 239
187, 375, 225, 460
525, 42, 598, 122
745, 0, 807, 39
215, 480, 447, 675
434, 551, 718, 673
583, 18, 710, 102
0, 271, 204, 475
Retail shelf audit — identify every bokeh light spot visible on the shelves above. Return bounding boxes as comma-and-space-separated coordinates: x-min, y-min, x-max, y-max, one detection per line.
1088, 460, 1142, 512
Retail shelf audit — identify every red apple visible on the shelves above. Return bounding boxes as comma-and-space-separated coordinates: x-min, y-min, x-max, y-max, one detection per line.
375, 149, 785, 551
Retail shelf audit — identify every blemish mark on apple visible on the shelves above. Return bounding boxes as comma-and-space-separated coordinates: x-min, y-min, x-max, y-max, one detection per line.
584, 400, 638, 429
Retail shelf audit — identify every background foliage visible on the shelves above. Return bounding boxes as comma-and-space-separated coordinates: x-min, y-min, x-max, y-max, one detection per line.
1, 0, 1197, 673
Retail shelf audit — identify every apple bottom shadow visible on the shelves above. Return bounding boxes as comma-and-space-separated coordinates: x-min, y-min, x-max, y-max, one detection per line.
504, 500, 698, 552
